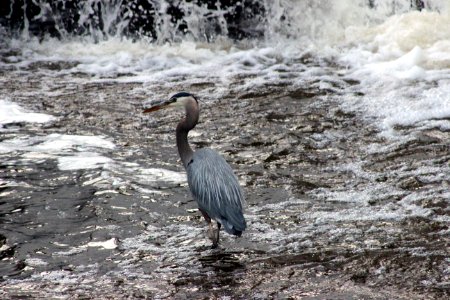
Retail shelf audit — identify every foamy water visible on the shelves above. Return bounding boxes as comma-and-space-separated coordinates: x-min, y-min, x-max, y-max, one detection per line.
1, 0, 449, 297
0, 99, 56, 128
1, 0, 449, 221
1, 0, 448, 223
3, 2, 449, 136
341, 8, 450, 137
0, 101, 186, 188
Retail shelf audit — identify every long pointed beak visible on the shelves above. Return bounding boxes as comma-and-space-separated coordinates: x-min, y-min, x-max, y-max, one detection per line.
143, 99, 172, 114
143, 105, 164, 113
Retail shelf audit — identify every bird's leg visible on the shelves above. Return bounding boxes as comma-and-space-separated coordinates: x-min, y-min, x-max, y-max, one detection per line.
199, 208, 221, 248
199, 208, 215, 245
199, 208, 211, 224
209, 222, 218, 249
211, 222, 221, 249
208, 221, 221, 249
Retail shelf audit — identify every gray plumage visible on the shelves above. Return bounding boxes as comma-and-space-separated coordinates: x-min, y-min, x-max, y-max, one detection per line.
144, 91, 246, 247
187, 148, 246, 236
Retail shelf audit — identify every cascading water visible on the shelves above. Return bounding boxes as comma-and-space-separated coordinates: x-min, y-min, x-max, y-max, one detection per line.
1, 0, 443, 43
0, 0, 265, 41
0, 0, 449, 299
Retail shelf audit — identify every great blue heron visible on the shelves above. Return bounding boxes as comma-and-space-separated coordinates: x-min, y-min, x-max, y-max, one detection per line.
143, 92, 246, 248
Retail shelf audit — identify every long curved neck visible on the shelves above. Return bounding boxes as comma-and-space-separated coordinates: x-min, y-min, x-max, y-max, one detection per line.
176, 99, 199, 168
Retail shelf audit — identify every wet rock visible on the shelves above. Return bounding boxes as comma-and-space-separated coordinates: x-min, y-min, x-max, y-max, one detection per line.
397, 177, 424, 190
239, 91, 272, 99
1, 47, 449, 300
265, 111, 293, 122
350, 269, 369, 284
375, 175, 388, 182
292, 177, 321, 193
236, 136, 266, 147
0, 243, 15, 260
288, 88, 322, 99
421, 198, 448, 209
367, 199, 377, 206
263, 148, 290, 163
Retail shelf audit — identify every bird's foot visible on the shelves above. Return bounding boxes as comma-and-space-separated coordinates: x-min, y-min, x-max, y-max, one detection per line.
207, 222, 220, 248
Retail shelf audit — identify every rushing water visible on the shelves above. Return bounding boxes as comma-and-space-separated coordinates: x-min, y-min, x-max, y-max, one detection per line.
1, 0, 449, 298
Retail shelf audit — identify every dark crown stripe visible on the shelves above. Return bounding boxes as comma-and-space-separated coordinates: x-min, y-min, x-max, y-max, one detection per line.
171, 92, 198, 103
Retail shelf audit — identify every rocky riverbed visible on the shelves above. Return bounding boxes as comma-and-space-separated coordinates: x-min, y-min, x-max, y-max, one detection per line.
0, 45, 449, 298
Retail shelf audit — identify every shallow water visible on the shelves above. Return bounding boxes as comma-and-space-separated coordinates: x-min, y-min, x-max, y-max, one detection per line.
1, 1, 449, 298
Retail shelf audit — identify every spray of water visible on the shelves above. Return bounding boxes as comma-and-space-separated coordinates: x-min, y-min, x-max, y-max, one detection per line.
263, 0, 449, 45
1, 0, 447, 45
1, 0, 263, 43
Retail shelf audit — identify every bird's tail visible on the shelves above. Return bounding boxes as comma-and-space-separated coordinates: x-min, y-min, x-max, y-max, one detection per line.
220, 217, 246, 237
233, 229, 243, 237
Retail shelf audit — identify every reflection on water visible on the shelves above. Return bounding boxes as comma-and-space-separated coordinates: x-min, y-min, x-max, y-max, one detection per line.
199, 250, 245, 273
173, 251, 246, 292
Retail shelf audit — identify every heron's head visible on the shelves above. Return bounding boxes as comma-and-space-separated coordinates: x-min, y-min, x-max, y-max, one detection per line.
143, 92, 198, 114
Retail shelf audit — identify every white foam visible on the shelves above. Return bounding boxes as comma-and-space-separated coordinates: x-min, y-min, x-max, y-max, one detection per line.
0, 134, 115, 154
12, 23, 445, 140
58, 153, 113, 171
383, 85, 450, 128
135, 168, 186, 185
13, 37, 229, 78
87, 238, 118, 250
25, 258, 48, 267
345, 11, 450, 68
340, 9, 450, 137
0, 131, 115, 172
37, 133, 115, 152
0, 99, 55, 128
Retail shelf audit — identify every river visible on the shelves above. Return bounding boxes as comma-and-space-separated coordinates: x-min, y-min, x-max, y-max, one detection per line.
0, 0, 449, 298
